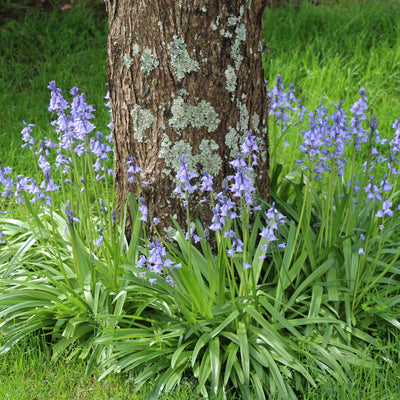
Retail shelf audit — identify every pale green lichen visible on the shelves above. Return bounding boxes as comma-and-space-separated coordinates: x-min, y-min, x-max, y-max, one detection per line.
225, 102, 252, 158
132, 43, 140, 56
252, 113, 260, 131
198, 139, 222, 176
227, 16, 239, 27
168, 36, 200, 81
225, 127, 241, 159
130, 105, 154, 142
211, 15, 220, 31
122, 53, 134, 69
160, 136, 196, 175
224, 30, 233, 39
168, 97, 186, 132
260, 127, 268, 162
169, 97, 220, 133
231, 24, 246, 70
141, 48, 159, 74
237, 101, 250, 134
160, 137, 222, 177
225, 65, 237, 93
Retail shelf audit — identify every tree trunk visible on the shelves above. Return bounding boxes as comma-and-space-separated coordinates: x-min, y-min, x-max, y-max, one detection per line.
106, 0, 269, 239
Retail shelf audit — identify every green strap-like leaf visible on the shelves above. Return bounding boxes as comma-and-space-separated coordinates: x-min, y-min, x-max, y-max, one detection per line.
209, 337, 221, 396
237, 321, 250, 387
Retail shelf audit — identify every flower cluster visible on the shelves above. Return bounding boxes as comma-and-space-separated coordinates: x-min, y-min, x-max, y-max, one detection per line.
0, 82, 114, 208
133, 130, 286, 284
272, 76, 400, 222
126, 156, 142, 184
259, 203, 286, 256
64, 200, 80, 232
267, 74, 305, 135
270, 76, 400, 258
136, 239, 182, 286
173, 156, 198, 204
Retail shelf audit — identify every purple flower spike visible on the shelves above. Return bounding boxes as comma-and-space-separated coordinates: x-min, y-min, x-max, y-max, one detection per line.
138, 197, 148, 222
21, 121, 36, 149
65, 200, 80, 227
243, 262, 252, 270
260, 203, 286, 250
126, 156, 142, 184
376, 200, 393, 218
200, 171, 214, 193
174, 156, 198, 195
242, 130, 259, 155
267, 75, 303, 132
95, 227, 104, 247
47, 81, 69, 112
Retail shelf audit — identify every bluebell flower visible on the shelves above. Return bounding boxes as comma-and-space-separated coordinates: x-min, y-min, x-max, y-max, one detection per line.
152, 217, 160, 225
38, 154, 51, 179
90, 132, 112, 162
243, 262, 252, 270
260, 203, 286, 251
349, 88, 369, 150
140, 239, 181, 286
242, 130, 259, 155
174, 156, 198, 196
390, 118, 400, 156
47, 81, 69, 112
20, 121, 36, 149
70, 90, 95, 141
136, 255, 147, 268
369, 115, 378, 131
64, 200, 80, 232
99, 198, 106, 213
224, 230, 244, 257
126, 156, 142, 184
95, 227, 104, 247
165, 275, 176, 287
376, 200, 393, 218
229, 153, 256, 206
186, 226, 201, 243
138, 197, 148, 222
55, 152, 72, 174
268, 75, 301, 132
379, 174, 393, 192
199, 171, 214, 193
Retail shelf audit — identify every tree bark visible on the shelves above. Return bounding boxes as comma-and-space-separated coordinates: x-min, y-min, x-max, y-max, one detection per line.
106, 0, 269, 238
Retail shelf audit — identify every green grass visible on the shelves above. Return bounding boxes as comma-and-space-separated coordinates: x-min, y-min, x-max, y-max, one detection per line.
0, 5, 108, 174
1, 334, 399, 399
0, 335, 197, 400
263, 0, 400, 139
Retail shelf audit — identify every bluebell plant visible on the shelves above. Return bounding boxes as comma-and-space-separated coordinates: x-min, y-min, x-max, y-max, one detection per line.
1, 77, 400, 399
